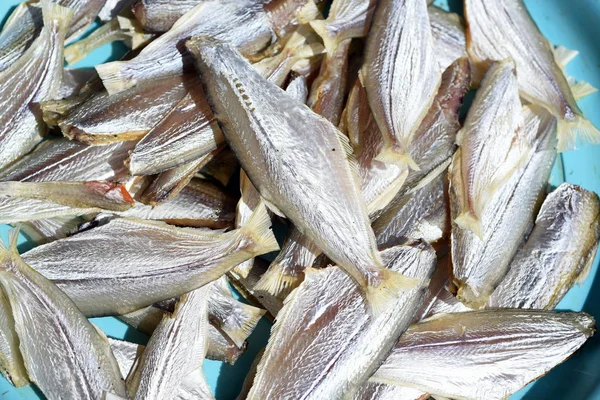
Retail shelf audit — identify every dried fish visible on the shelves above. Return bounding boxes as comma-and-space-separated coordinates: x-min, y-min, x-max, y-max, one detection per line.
0, 2, 72, 170
285, 74, 309, 103
247, 243, 435, 399
108, 338, 144, 380
0, 181, 134, 212
126, 286, 211, 400
97, 0, 274, 94
354, 383, 427, 400
265, 0, 322, 39
59, 68, 98, 98
0, 2, 43, 72
429, 6, 467, 73
61, 0, 108, 43
453, 60, 526, 238
189, 37, 416, 314
361, 0, 440, 168
127, 84, 224, 176
0, 289, 29, 387
309, 0, 376, 53
208, 276, 266, 347
132, 0, 201, 33
22, 205, 278, 316
99, 0, 137, 21
19, 217, 83, 245
371, 310, 595, 400
64, 17, 154, 66
197, 147, 239, 186
0, 137, 135, 183
487, 183, 600, 309
451, 105, 558, 308
0, 229, 127, 399
58, 75, 191, 145
465, 0, 600, 151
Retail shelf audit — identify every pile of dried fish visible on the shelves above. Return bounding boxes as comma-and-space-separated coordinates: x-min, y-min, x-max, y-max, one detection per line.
0, 0, 599, 399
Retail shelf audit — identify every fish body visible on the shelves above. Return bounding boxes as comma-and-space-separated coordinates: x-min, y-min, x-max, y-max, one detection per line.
0, 3, 43, 72
189, 37, 412, 314
451, 105, 558, 308
97, 0, 274, 94
22, 205, 278, 316
429, 6, 467, 73
0, 2, 72, 170
371, 310, 595, 400
0, 229, 127, 399
108, 338, 143, 380
0, 289, 29, 387
487, 183, 600, 309
19, 217, 81, 245
132, 0, 202, 32
361, 0, 440, 167
465, 0, 599, 151
354, 383, 427, 400
247, 243, 435, 399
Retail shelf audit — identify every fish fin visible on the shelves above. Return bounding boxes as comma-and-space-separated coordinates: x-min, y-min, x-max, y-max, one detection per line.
374, 146, 420, 171
557, 115, 600, 152
309, 20, 336, 55
95, 61, 134, 95
261, 198, 286, 219
254, 262, 304, 299
296, 1, 321, 24
365, 269, 422, 317
366, 169, 408, 216
222, 303, 266, 346
454, 212, 483, 239
239, 203, 279, 256
41, 0, 74, 32
569, 79, 598, 101
553, 45, 579, 71
294, 42, 325, 60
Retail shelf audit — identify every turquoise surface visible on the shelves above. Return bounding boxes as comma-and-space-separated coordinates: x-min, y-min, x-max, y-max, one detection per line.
1, 0, 600, 399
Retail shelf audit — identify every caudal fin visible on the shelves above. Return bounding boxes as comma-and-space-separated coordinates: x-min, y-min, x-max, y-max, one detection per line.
96, 61, 135, 95
254, 261, 304, 300
454, 211, 483, 239
375, 146, 420, 171
557, 115, 600, 152
365, 268, 421, 316
238, 203, 279, 256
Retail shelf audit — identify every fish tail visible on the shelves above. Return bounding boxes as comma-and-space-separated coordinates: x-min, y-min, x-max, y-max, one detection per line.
254, 261, 304, 300
40, 0, 74, 32
296, 0, 321, 24
374, 146, 420, 171
365, 269, 421, 317
454, 211, 483, 239
222, 302, 266, 347
569, 80, 597, 101
557, 115, 600, 152
309, 20, 337, 55
95, 61, 135, 95
238, 203, 279, 256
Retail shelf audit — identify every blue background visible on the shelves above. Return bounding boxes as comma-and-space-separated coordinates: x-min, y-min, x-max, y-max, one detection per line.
1, 0, 599, 398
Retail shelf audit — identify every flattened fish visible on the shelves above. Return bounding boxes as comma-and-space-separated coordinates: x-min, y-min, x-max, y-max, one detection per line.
0, 289, 29, 387
127, 84, 224, 176
0, 229, 127, 399
132, 0, 201, 32
452, 60, 526, 238
99, 0, 137, 21
487, 183, 600, 309
429, 6, 467, 73
361, 0, 440, 168
371, 310, 595, 400
108, 338, 143, 380
22, 205, 278, 316
451, 105, 558, 308
59, 68, 98, 98
60, 0, 108, 43
96, 0, 274, 94
126, 286, 211, 400
189, 37, 415, 314
247, 243, 435, 399
465, 0, 600, 151
285, 73, 309, 103
354, 383, 427, 400
0, 2, 43, 72
19, 217, 81, 245
0, 2, 72, 170
58, 75, 191, 145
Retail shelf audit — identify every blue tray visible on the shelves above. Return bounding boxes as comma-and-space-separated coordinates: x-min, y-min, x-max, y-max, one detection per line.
1, 0, 599, 398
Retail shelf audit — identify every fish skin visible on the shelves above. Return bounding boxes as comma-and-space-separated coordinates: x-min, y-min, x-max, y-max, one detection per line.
60, 0, 108, 43
487, 183, 600, 310
59, 75, 191, 145
22, 205, 278, 316
371, 310, 595, 400
198, 147, 239, 186
451, 105, 558, 308
126, 286, 211, 400
0, 3, 43, 72
0, 288, 29, 387
139, 146, 223, 205
207, 276, 266, 348
188, 37, 413, 315
453, 60, 526, 238
247, 243, 435, 400
264, 0, 323, 39
0, 2, 72, 171
361, 0, 440, 168
128, 84, 224, 176
132, 0, 202, 32
108, 338, 143, 380
59, 68, 98, 98
429, 6, 467, 74
285, 74, 309, 104
96, 0, 274, 94
309, 0, 376, 54
354, 383, 427, 400
99, 0, 137, 21
0, 229, 127, 400
0, 181, 134, 212
0, 137, 135, 183
19, 217, 82, 245
465, 0, 599, 151
0, 198, 99, 224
